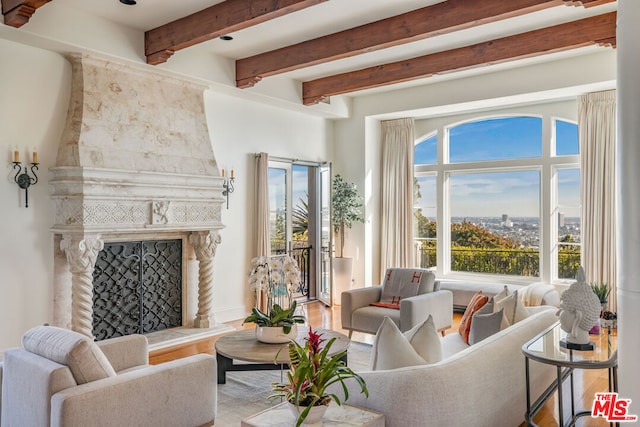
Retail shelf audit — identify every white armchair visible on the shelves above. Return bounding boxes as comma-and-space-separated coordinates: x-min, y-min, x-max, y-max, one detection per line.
341, 268, 453, 337
0, 326, 216, 427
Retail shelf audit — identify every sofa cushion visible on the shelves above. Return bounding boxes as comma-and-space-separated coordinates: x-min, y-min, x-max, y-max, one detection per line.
370, 316, 441, 370
379, 268, 435, 305
22, 326, 116, 385
458, 291, 489, 344
495, 290, 530, 328
469, 307, 504, 345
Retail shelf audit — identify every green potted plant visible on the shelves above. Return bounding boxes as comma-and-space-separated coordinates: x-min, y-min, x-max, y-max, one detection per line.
590, 282, 610, 304
243, 300, 306, 343
332, 174, 364, 258
590, 282, 610, 316
331, 174, 364, 300
271, 327, 368, 426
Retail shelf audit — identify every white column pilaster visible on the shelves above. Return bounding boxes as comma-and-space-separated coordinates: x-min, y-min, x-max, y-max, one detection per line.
60, 235, 104, 338
616, 0, 640, 408
189, 230, 221, 328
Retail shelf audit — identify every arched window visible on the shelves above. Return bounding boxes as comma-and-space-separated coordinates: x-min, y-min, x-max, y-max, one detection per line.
414, 114, 580, 282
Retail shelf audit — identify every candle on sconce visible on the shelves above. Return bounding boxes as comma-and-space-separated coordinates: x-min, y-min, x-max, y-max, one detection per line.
32, 148, 38, 164
13, 147, 19, 163
231, 169, 235, 179
222, 168, 225, 177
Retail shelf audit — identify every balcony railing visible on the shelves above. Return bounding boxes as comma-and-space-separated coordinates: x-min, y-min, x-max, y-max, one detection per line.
274, 244, 311, 297
414, 239, 580, 278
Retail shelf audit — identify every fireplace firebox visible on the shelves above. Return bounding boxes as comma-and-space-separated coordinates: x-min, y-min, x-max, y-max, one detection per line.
92, 239, 183, 341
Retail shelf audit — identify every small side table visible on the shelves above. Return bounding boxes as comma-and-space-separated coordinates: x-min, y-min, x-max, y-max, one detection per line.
522, 322, 617, 427
241, 402, 385, 427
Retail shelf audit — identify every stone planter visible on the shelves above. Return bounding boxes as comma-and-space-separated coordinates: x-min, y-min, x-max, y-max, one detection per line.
255, 324, 298, 344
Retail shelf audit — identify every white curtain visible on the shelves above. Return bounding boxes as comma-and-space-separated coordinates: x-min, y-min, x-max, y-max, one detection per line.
579, 90, 617, 312
255, 152, 271, 257
255, 152, 270, 310
380, 118, 415, 279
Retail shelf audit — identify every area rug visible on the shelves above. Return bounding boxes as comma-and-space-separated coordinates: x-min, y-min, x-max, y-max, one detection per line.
215, 341, 372, 425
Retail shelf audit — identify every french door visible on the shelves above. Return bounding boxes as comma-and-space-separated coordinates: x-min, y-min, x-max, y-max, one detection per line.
268, 161, 332, 305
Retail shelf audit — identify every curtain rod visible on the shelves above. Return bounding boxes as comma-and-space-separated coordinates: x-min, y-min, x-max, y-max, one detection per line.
255, 153, 327, 167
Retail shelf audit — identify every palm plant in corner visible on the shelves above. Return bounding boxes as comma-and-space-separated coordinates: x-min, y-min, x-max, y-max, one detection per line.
270, 327, 368, 426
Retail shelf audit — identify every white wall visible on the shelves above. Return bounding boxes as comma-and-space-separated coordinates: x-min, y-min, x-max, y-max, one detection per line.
0, 38, 71, 350
0, 37, 332, 350
203, 91, 332, 322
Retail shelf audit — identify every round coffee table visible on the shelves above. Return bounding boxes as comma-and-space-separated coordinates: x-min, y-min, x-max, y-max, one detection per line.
215, 327, 350, 384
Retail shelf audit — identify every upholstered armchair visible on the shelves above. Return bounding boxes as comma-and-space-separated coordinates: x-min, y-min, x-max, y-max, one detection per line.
0, 326, 216, 427
341, 268, 453, 337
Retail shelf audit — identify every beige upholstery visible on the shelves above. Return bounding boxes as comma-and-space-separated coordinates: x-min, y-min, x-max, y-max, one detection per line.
0, 327, 216, 427
341, 269, 453, 337
339, 307, 558, 427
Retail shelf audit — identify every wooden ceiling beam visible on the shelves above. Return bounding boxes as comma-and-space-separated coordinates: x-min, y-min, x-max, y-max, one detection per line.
1, 0, 50, 27
302, 12, 617, 105
236, 0, 616, 88
145, 0, 327, 65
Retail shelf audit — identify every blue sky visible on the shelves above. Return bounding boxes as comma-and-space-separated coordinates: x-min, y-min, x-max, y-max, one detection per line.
268, 165, 309, 212
415, 116, 580, 218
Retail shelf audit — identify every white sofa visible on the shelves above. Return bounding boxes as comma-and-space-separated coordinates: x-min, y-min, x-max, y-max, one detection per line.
436, 279, 560, 311
341, 307, 558, 427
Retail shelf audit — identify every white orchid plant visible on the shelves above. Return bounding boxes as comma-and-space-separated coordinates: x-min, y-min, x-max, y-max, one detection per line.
248, 255, 302, 316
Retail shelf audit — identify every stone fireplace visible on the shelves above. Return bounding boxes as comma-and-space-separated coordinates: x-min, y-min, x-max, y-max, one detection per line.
50, 53, 226, 340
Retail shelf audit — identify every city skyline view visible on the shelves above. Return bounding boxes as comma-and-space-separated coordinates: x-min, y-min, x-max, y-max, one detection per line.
415, 116, 580, 218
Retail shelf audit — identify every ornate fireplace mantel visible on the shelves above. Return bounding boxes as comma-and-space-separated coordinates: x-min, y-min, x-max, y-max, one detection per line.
50, 54, 225, 338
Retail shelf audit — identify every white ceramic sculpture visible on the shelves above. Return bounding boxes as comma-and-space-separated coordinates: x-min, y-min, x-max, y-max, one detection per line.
556, 267, 601, 345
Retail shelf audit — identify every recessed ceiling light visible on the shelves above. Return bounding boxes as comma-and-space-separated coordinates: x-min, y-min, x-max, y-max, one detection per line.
120, 0, 137, 5
220, 35, 234, 41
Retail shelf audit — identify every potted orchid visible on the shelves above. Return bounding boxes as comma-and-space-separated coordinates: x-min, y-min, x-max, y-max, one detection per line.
245, 255, 306, 343
271, 327, 368, 426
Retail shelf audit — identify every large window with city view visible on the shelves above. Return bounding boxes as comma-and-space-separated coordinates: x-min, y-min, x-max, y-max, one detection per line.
414, 115, 580, 281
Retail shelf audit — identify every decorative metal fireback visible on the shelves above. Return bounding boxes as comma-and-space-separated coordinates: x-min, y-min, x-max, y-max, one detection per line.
92, 239, 182, 341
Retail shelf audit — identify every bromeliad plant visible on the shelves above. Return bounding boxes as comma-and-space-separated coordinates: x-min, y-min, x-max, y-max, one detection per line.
243, 300, 306, 333
270, 327, 368, 426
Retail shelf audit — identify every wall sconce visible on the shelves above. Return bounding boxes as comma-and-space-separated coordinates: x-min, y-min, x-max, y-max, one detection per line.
11, 147, 39, 208
222, 168, 235, 209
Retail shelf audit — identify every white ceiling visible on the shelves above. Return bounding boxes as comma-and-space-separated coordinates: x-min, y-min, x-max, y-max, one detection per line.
14, 0, 618, 101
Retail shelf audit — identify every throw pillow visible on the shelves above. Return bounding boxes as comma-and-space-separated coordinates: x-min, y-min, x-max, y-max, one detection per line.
494, 285, 510, 302
404, 315, 442, 364
458, 291, 489, 344
370, 316, 442, 370
22, 326, 116, 385
379, 268, 435, 306
469, 308, 504, 345
494, 290, 529, 329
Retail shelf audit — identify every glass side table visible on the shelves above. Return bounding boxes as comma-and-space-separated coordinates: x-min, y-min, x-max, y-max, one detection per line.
522, 321, 618, 427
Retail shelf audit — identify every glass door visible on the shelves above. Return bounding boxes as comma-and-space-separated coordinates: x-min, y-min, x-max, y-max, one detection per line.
317, 164, 332, 305
269, 161, 327, 303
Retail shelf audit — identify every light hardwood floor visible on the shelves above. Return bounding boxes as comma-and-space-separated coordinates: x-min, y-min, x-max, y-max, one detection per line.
149, 301, 612, 427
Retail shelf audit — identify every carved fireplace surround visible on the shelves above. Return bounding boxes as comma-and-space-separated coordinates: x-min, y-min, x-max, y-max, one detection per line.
50, 54, 226, 339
